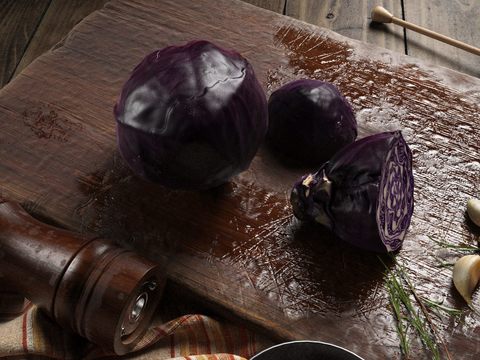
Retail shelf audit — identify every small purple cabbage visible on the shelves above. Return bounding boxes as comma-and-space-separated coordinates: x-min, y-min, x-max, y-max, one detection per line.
290, 131, 414, 252
267, 79, 357, 166
114, 40, 268, 190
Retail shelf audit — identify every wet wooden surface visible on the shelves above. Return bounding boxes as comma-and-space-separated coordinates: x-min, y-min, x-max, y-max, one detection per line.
1, 0, 479, 87
285, 0, 480, 78
0, 0, 479, 358
285, 0, 406, 54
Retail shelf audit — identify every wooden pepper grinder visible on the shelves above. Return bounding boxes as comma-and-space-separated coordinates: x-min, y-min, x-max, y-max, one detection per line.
0, 200, 165, 355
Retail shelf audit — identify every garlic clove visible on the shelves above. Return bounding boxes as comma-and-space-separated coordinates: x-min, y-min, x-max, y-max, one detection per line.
453, 254, 480, 305
467, 198, 480, 227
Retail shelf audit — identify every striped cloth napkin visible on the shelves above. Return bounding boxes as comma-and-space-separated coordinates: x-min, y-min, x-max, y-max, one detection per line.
0, 303, 272, 359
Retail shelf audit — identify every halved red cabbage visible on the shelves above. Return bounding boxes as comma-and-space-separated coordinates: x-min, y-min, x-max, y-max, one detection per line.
114, 40, 268, 190
290, 131, 414, 252
267, 79, 357, 166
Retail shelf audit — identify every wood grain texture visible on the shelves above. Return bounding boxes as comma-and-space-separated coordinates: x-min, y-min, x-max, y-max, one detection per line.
241, 0, 285, 13
286, 0, 406, 54
0, 0, 51, 87
0, 0, 479, 358
4, 0, 281, 87
12, 0, 109, 78
404, 0, 480, 78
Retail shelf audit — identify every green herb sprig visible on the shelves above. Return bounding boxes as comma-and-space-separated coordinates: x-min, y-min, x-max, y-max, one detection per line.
431, 238, 479, 252
380, 257, 455, 360
421, 297, 463, 318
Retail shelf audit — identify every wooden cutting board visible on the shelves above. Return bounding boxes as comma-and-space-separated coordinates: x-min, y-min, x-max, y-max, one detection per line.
1, 0, 479, 358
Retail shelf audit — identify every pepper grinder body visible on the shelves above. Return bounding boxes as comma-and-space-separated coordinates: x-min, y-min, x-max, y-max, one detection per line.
0, 201, 165, 355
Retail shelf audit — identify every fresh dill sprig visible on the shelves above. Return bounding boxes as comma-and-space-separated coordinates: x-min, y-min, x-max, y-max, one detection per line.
395, 271, 440, 358
430, 237, 479, 252
386, 272, 410, 357
421, 297, 463, 317
396, 261, 448, 360
380, 257, 448, 360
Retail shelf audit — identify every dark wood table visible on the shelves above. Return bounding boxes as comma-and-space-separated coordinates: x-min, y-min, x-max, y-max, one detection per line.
1, 0, 479, 90
0, 1, 479, 359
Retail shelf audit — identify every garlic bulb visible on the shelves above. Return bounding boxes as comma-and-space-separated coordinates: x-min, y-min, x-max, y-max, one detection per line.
453, 254, 480, 305
467, 198, 480, 227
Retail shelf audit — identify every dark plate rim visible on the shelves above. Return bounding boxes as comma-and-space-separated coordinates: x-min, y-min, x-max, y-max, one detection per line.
251, 340, 365, 360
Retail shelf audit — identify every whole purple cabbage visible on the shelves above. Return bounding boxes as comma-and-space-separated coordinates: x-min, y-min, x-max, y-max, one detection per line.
114, 40, 268, 190
291, 131, 414, 252
267, 79, 357, 166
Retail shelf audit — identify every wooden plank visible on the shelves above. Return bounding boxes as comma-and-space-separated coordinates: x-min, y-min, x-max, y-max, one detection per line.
404, 1, 480, 78
10, 0, 283, 83
286, 0, 406, 54
12, 0, 109, 78
241, 0, 285, 13
0, 0, 479, 358
0, 0, 51, 87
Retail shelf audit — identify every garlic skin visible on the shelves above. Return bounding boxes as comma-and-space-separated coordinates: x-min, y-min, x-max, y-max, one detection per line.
453, 254, 480, 305
467, 198, 480, 227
